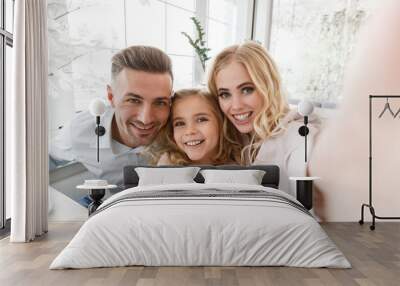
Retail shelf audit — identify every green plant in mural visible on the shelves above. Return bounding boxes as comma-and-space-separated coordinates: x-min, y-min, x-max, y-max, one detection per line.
181, 17, 211, 71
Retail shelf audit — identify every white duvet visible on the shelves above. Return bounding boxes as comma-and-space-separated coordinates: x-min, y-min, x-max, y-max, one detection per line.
50, 183, 350, 269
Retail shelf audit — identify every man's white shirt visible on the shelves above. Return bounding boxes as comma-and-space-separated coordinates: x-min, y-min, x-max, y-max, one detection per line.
49, 106, 148, 185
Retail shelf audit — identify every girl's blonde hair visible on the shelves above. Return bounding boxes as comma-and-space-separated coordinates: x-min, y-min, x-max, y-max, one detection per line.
208, 41, 290, 163
146, 88, 242, 165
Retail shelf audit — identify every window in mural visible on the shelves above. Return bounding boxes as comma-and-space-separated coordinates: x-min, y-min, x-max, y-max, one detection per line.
269, 0, 377, 106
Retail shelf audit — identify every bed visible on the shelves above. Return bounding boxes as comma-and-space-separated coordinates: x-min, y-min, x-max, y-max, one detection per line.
50, 165, 350, 269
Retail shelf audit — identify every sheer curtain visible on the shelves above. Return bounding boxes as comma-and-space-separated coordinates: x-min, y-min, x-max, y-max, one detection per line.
8, 0, 49, 242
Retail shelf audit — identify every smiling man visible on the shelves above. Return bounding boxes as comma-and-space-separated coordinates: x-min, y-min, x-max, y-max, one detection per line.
107, 47, 172, 149
50, 46, 173, 188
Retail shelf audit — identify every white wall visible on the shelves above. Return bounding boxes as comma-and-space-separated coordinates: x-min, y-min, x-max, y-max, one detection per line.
306, 101, 400, 222
311, 109, 400, 222
44, 1, 400, 223
309, 0, 400, 220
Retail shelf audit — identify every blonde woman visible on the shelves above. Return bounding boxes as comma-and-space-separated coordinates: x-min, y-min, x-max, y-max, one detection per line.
208, 41, 320, 196
146, 88, 241, 166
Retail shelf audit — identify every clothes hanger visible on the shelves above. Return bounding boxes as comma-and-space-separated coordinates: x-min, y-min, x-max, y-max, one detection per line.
394, 106, 400, 118
378, 97, 395, 118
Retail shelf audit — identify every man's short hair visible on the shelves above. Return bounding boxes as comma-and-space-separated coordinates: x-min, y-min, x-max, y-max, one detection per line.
111, 45, 173, 82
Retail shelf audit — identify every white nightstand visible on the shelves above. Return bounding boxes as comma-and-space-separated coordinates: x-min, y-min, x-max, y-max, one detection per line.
289, 177, 320, 210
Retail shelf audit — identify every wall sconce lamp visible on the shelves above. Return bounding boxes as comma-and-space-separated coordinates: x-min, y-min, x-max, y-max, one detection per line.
297, 100, 314, 163
89, 99, 106, 162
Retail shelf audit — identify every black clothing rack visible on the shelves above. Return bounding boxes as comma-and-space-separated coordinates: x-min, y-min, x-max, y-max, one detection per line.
359, 95, 400, 230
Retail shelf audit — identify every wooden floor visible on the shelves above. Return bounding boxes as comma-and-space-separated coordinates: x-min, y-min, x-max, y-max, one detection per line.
0, 222, 399, 286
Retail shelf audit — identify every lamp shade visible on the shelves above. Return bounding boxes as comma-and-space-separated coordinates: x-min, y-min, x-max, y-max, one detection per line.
297, 100, 314, 116
89, 98, 106, 117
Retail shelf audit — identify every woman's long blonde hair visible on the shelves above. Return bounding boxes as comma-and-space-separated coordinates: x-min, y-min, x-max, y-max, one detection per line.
146, 88, 242, 165
208, 41, 290, 163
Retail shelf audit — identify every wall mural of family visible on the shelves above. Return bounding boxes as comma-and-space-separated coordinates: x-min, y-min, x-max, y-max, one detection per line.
47, 0, 399, 222
49, 42, 317, 198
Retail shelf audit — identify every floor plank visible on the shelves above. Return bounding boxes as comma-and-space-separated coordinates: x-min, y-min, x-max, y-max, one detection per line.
0, 222, 399, 286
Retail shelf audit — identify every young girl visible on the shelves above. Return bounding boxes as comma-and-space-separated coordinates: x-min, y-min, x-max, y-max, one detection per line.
147, 88, 241, 165
208, 41, 320, 195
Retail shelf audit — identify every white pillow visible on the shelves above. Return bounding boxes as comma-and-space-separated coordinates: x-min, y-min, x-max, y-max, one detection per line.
200, 169, 266, 185
135, 167, 201, 186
